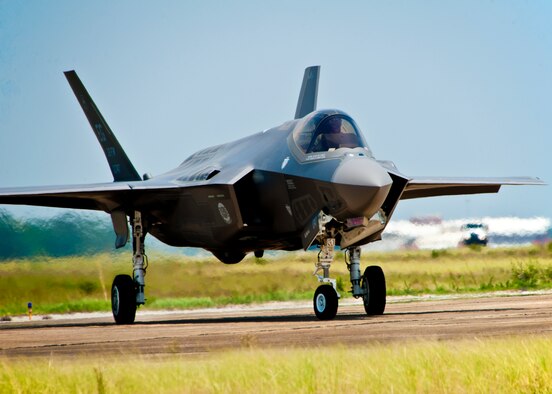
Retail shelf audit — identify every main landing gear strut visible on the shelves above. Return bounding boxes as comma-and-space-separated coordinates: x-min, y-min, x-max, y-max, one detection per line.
312, 237, 386, 320
111, 211, 147, 324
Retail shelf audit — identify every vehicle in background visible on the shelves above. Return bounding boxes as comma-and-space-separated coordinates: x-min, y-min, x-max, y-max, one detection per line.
461, 223, 489, 246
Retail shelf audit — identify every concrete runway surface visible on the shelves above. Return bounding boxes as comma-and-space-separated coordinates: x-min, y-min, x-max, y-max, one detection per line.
1, 293, 552, 357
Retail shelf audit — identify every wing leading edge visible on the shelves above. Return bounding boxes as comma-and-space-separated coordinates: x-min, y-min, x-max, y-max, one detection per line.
0, 182, 181, 212
0, 176, 543, 210
401, 176, 545, 200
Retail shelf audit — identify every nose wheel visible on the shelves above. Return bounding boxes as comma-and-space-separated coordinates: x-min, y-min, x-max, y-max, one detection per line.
311, 237, 386, 320
313, 285, 339, 320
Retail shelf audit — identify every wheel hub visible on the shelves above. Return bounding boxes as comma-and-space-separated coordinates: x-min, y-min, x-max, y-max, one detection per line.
362, 279, 370, 305
112, 287, 120, 315
316, 293, 327, 312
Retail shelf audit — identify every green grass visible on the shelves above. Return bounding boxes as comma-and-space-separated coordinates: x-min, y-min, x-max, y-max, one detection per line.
2, 336, 552, 393
2, 244, 552, 316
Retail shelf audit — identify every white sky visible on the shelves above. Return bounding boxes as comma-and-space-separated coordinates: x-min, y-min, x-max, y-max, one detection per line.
0, 1, 550, 220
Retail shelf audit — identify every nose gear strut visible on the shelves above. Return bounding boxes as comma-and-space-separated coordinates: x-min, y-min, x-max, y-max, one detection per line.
311, 226, 387, 320
313, 237, 340, 294
312, 237, 340, 320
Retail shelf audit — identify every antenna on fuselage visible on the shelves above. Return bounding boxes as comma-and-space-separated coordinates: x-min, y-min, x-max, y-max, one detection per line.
294, 66, 320, 119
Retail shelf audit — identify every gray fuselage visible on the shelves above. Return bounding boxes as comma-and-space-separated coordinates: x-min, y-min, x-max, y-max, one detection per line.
143, 109, 396, 255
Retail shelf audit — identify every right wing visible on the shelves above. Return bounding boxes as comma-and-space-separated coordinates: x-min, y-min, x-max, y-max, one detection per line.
0, 181, 186, 249
0, 70, 175, 248
0, 181, 181, 212
0, 70, 160, 213
401, 176, 545, 200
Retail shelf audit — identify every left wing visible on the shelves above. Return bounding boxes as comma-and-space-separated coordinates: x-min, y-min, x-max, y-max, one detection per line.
401, 176, 545, 200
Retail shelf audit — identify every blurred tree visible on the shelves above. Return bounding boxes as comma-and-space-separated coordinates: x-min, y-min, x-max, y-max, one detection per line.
0, 210, 115, 259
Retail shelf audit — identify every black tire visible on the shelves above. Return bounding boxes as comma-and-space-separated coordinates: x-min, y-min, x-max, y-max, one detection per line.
361, 265, 386, 315
313, 285, 339, 320
111, 274, 137, 324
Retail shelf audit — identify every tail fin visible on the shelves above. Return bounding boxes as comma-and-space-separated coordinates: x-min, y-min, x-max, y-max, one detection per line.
64, 70, 141, 182
294, 66, 320, 119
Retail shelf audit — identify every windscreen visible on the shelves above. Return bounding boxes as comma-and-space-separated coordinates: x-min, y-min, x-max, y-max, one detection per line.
293, 113, 369, 155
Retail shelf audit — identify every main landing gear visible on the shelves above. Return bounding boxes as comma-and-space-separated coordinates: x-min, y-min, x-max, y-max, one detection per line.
111, 211, 147, 324
312, 237, 386, 320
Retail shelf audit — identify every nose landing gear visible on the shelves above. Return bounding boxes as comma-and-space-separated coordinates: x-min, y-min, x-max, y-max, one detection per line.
311, 237, 386, 320
313, 284, 339, 320
313, 237, 340, 320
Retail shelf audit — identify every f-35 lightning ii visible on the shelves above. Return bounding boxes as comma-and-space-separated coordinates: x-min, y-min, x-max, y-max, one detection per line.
0, 66, 544, 323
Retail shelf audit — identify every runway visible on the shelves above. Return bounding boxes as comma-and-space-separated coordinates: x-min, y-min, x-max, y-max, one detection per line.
2, 293, 552, 358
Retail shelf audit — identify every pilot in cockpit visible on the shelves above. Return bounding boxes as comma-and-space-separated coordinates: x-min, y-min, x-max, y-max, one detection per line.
308, 116, 359, 153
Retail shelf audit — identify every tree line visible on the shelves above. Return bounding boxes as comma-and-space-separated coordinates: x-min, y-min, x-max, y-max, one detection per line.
0, 210, 119, 259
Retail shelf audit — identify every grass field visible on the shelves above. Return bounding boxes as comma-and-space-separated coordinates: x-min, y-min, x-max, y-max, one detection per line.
2, 336, 552, 393
3, 246, 552, 393
1, 244, 552, 316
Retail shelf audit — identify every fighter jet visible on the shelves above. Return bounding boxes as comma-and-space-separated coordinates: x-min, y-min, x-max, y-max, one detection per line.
0, 67, 544, 323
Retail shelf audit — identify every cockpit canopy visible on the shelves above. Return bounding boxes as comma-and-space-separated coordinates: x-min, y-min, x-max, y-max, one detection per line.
292, 110, 372, 156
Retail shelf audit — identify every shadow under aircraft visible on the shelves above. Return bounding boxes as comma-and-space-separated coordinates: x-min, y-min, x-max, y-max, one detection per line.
0, 66, 544, 323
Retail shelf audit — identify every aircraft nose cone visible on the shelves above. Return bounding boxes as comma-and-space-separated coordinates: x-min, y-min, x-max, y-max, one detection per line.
331, 158, 393, 219
332, 157, 392, 188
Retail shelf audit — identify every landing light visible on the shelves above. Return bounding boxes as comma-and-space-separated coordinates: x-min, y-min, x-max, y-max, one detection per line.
346, 217, 368, 228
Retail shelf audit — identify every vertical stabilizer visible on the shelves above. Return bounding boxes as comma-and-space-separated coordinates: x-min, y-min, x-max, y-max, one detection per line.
64, 70, 141, 182
294, 66, 320, 119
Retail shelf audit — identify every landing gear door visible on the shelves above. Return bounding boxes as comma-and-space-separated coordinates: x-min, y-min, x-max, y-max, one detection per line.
111, 210, 129, 249
301, 213, 320, 250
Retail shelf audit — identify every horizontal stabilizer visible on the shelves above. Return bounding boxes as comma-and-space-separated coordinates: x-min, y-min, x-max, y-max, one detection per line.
64, 70, 141, 182
295, 66, 320, 119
